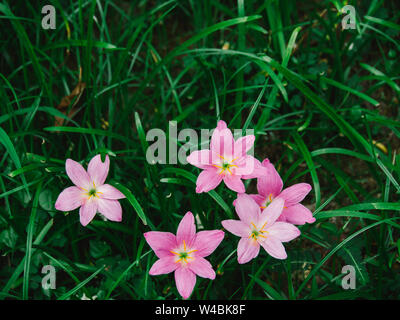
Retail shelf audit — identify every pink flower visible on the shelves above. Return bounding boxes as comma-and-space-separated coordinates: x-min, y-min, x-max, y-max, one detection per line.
241, 159, 315, 225
222, 194, 300, 263
144, 212, 224, 299
55, 154, 125, 226
187, 120, 266, 193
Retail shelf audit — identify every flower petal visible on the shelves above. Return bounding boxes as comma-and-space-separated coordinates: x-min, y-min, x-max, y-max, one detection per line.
97, 184, 125, 200
237, 237, 260, 264
144, 231, 177, 258
223, 175, 245, 193
279, 183, 312, 207
259, 236, 287, 260
195, 168, 223, 193
193, 230, 224, 257
266, 222, 300, 242
278, 204, 316, 225
187, 149, 215, 169
79, 200, 98, 226
234, 193, 260, 225
174, 267, 196, 299
96, 198, 122, 222
258, 197, 284, 227
210, 123, 234, 158
189, 257, 215, 279
87, 154, 110, 186
221, 220, 250, 238
55, 186, 84, 211
176, 211, 196, 246
216, 120, 227, 130
234, 135, 255, 158
256, 159, 283, 197
65, 159, 91, 189
239, 156, 268, 179
248, 194, 265, 207
149, 257, 178, 275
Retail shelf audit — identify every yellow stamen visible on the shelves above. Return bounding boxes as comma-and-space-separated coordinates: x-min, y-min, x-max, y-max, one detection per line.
249, 221, 268, 240
260, 221, 268, 232
172, 241, 197, 264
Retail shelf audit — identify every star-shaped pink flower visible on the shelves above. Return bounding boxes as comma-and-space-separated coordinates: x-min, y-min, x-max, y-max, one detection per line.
187, 120, 266, 193
244, 159, 315, 225
144, 212, 224, 299
222, 193, 300, 263
55, 154, 125, 226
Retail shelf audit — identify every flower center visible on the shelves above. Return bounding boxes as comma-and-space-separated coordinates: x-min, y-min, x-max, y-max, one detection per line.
222, 162, 231, 170
170, 240, 197, 265
260, 194, 273, 209
82, 182, 103, 200
249, 222, 268, 241
213, 155, 238, 176
179, 251, 189, 260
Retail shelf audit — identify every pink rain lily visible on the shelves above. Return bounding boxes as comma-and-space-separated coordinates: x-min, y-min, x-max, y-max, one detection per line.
222, 194, 300, 263
55, 154, 125, 226
187, 120, 266, 193
144, 211, 224, 299
238, 159, 315, 225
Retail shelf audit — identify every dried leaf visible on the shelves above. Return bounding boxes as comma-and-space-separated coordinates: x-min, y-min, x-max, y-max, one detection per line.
54, 81, 85, 126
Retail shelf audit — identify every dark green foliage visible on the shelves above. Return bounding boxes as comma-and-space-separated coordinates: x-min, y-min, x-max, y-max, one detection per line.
0, 0, 399, 300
